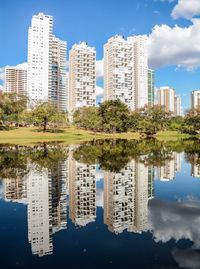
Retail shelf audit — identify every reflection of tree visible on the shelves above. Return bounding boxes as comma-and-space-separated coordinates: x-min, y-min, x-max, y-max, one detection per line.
0, 144, 68, 180
73, 139, 177, 172
0, 147, 28, 179
29, 144, 68, 171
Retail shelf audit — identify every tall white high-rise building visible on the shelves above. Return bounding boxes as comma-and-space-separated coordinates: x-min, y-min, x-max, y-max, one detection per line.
27, 13, 53, 107
4, 64, 27, 96
27, 13, 67, 111
191, 90, 200, 109
68, 42, 96, 113
104, 35, 148, 110
51, 36, 68, 112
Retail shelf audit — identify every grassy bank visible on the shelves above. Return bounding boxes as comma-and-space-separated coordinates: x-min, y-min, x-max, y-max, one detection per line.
0, 127, 140, 145
0, 127, 197, 145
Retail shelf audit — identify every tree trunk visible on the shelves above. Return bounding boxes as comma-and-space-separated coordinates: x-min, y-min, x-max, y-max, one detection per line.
43, 117, 47, 132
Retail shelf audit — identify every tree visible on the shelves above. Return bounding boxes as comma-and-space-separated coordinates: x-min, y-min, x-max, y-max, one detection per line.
73, 106, 101, 132
183, 107, 200, 135
99, 99, 129, 133
31, 102, 68, 132
0, 93, 27, 128
137, 105, 171, 136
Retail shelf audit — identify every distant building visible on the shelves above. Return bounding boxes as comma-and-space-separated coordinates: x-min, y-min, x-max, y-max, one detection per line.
68, 42, 96, 113
148, 69, 155, 106
191, 90, 200, 109
104, 35, 148, 110
174, 95, 181, 116
4, 65, 27, 96
157, 86, 181, 115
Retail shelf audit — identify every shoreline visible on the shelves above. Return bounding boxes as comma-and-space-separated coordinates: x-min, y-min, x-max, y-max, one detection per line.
0, 127, 196, 145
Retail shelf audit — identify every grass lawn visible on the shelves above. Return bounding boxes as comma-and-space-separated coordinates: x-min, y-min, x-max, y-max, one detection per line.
0, 127, 140, 145
0, 127, 196, 145
156, 130, 193, 141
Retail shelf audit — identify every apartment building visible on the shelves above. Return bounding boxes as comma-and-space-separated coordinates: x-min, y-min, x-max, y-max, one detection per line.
68, 42, 96, 113
104, 35, 148, 110
148, 69, 155, 106
157, 86, 181, 115
27, 13, 67, 111
191, 90, 200, 109
4, 65, 27, 96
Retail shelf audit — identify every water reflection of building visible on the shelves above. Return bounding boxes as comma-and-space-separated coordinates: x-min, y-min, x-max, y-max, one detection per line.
157, 152, 182, 181
2, 160, 68, 257
104, 161, 152, 234
26, 162, 68, 256
3, 175, 27, 203
68, 150, 96, 227
191, 154, 200, 178
26, 165, 53, 256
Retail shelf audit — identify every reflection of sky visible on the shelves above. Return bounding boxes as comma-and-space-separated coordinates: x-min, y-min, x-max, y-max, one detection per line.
155, 158, 200, 202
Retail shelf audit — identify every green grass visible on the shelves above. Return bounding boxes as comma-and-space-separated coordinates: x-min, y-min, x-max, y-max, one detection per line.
0, 127, 139, 145
0, 127, 197, 145
156, 131, 193, 141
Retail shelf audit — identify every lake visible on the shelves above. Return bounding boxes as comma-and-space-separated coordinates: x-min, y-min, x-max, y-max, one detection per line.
0, 139, 200, 269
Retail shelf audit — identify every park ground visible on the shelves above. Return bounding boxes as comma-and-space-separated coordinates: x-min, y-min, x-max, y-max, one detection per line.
0, 127, 194, 145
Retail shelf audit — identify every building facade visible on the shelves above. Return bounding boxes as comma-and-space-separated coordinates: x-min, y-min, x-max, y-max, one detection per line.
27, 13, 67, 111
4, 65, 27, 96
68, 42, 96, 113
104, 35, 148, 110
148, 69, 154, 106
191, 90, 200, 109
157, 86, 181, 115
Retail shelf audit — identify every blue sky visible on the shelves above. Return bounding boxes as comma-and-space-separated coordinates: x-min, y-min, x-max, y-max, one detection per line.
0, 0, 200, 110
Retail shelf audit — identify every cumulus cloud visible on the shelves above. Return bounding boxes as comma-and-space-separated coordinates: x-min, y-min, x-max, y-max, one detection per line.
96, 85, 104, 98
96, 59, 104, 79
171, 0, 200, 20
0, 67, 5, 82
172, 248, 200, 269
148, 198, 200, 248
148, 19, 200, 69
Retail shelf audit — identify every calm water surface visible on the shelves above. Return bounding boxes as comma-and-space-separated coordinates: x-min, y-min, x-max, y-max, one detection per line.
0, 139, 200, 269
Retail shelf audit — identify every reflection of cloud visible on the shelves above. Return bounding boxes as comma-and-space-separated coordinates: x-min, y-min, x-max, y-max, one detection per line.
148, 198, 200, 248
96, 187, 103, 208
172, 248, 200, 269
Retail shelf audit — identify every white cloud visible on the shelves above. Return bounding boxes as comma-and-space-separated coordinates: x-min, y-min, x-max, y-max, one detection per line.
96, 85, 104, 98
96, 59, 104, 79
148, 19, 200, 69
148, 198, 200, 248
172, 0, 200, 20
